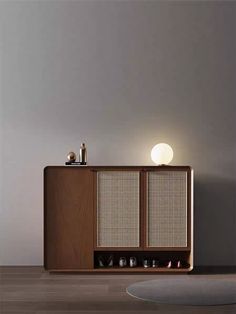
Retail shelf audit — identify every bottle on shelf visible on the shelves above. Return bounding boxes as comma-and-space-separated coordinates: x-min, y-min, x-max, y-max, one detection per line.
152, 259, 159, 268
97, 256, 105, 267
129, 257, 137, 267
143, 259, 151, 268
119, 257, 127, 267
79, 143, 87, 165
107, 255, 113, 267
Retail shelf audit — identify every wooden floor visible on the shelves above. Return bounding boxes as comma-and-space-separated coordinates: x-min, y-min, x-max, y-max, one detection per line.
0, 267, 236, 314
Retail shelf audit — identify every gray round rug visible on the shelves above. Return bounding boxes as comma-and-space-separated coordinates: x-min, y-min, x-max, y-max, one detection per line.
126, 277, 236, 306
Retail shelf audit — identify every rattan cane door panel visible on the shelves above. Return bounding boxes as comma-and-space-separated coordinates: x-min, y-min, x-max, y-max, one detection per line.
97, 171, 140, 247
147, 171, 187, 248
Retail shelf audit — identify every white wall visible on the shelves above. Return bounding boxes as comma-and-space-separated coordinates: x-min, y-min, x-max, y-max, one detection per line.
0, 1, 235, 266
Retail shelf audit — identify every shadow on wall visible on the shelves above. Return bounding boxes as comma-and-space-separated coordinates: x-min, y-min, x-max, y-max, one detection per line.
194, 175, 236, 266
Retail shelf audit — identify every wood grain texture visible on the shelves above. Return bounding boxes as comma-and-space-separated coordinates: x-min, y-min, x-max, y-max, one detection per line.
44, 167, 94, 270
1, 267, 236, 314
48, 268, 191, 273
44, 165, 193, 273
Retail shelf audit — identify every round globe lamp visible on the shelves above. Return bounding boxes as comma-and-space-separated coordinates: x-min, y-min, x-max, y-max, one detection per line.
151, 143, 173, 165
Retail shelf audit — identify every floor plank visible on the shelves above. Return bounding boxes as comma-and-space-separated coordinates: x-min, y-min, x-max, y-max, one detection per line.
0, 267, 236, 314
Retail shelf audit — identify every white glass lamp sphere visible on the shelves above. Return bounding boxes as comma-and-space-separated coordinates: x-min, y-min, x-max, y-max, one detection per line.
151, 143, 173, 165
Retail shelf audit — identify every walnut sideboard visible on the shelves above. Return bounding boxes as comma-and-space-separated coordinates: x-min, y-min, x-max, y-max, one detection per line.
44, 166, 194, 273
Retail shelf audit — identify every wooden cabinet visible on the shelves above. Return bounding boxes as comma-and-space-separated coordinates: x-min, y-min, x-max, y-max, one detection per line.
44, 166, 193, 272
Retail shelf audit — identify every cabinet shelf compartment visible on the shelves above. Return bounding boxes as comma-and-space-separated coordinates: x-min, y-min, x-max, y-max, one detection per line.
94, 251, 191, 272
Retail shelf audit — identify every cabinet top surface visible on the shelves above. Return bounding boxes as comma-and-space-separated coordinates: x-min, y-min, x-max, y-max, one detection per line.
44, 165, 192, 171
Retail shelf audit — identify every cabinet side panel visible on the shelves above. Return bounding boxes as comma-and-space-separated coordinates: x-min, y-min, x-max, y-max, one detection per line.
44, 167, 93, 270
147, 171, 188, 247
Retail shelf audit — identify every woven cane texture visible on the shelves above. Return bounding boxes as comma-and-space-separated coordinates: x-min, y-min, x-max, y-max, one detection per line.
97, 171, 140, 247
147, 171, 187, 247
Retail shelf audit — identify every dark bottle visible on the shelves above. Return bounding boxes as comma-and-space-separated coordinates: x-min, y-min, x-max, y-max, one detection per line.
79, 143, 87, 165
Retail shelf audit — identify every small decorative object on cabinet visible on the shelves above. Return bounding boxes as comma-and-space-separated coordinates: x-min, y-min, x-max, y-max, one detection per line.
79, 143, 87, 165
44, 165, 193, 273
65, 151, 82, 165
67, 151, 77, 162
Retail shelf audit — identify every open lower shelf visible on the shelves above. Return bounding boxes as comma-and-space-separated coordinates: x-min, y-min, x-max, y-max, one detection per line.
93, 250, 192, 272
47, 249, 192, 273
